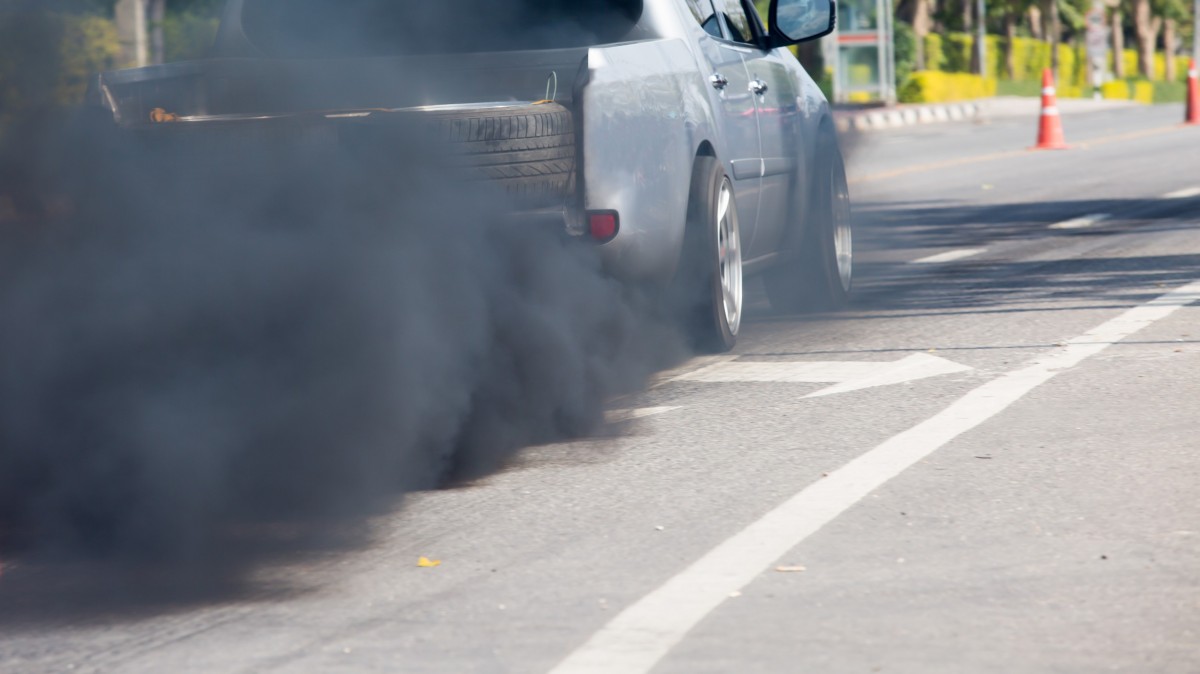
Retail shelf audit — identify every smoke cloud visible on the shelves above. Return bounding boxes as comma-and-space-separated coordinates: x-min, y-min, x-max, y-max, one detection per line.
0, 1, 683, 589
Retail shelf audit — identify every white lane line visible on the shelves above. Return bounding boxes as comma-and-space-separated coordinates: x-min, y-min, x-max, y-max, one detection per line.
548, 280, 1200, 674
1163, 187, 1200, 199
1049, 213, 1109, 230
910, 248, 985, 264
605, 407, 680, 423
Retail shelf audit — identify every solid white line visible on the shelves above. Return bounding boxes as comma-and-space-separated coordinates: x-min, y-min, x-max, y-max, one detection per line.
1049, 213, 1109, 230
547, 280, 1200, 674
1163, 187, 1200, 199
910, 248, 985, 264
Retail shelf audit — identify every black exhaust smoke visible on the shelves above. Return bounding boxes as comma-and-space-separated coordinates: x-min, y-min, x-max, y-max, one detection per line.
0, 2, 683, 579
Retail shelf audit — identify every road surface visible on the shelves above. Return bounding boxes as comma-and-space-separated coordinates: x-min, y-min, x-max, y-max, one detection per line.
3, 104, 1199, 673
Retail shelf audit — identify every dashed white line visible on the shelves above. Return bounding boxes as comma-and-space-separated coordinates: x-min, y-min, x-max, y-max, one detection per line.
910, 248, 985, 264
548, 280, 1200, 674
1163, 187, 1200, 199
1049, 213, 1109, 230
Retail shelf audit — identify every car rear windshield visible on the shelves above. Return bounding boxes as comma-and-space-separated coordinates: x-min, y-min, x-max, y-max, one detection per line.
241, 0, 645, 58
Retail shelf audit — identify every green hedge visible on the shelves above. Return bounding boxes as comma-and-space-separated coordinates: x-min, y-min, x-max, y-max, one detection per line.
925, 32, 1190, 85
929, 32, 1089, 88
899, 71, 998, 103
1101, 78, 1186, 103
1110, 50, 1190, 82
901, 30, 1191, 104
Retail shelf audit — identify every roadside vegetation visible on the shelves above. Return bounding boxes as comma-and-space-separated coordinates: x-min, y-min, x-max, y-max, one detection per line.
0, 0, 1193, 118
892, 0, 1194, 102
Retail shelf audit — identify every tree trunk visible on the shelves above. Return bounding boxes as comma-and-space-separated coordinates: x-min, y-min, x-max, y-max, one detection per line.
962, 0, 973, 33
913, 0, 932, 70
1048, 0, 1061, 78
1163, 18, 1177, 81
149, 0, 165, 65
114, 0, 148, 68
1133, 0, 1161, 79
1028, 6, 1042, 40
1005, 13, 1017, 79
1112, 8, 1125, 79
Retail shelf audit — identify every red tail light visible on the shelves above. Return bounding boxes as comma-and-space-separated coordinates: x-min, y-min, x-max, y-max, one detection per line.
588, 211, 619, 242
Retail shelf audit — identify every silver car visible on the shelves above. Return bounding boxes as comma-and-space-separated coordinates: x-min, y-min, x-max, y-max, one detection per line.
87, 0, 852, 351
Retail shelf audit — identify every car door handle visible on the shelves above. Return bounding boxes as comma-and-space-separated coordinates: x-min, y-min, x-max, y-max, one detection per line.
749, 79, 768, 95
710, 73, 729, 90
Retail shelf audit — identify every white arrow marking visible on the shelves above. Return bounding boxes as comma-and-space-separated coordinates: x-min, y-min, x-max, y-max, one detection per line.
1049, 213, 1109, 230
674, 353, 972, 397
1163, 187, 1200, 199
605, 407, 679, 423
910, 248, 985, 264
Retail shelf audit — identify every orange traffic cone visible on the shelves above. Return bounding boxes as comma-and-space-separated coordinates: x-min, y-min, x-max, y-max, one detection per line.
1032, 69, 1068, 150
1186, 59, 1200, 125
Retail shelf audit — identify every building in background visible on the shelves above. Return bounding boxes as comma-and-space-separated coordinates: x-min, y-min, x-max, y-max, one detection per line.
825, 0, 896, 104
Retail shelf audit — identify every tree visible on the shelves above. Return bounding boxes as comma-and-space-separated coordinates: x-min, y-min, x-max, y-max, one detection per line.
1112, 3, 1125, 79
1133, 0, 1161, 77
1047, 0, 1063, 76
1158, 0, 1188, 79
993, 0, 1035, 81
897, 0, 936, 70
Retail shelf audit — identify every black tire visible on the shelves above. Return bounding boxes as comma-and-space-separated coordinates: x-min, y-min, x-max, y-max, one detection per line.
671, 156, 742, 353
419, 102, 575, 210
764, 136, 853, 313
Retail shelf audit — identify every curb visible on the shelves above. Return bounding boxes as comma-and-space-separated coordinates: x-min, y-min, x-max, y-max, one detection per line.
833, 102, 983, 133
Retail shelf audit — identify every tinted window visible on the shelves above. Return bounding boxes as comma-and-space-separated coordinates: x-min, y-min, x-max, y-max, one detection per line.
684, 0, 722, 37
710, 0, 755, 44
242, 0, 644, 57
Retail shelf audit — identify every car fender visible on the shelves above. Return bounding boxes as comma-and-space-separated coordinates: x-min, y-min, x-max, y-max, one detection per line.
783, 51, 835, 251
583, 39, 719, 283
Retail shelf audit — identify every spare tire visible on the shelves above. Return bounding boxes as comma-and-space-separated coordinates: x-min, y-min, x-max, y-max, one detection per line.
418, 102, 575, 210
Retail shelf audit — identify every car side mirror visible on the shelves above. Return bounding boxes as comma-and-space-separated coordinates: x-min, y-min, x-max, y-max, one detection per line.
767, 0, 836, 47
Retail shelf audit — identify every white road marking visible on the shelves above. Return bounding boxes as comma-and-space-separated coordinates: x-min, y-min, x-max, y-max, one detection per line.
548, 280, 1200, 674
1163, 187, 1200, 199
605, 407, 680, 423
1049, 213, 1109, 230
674, 353, 972, 398
805, 354, 972, 398
910, 248, 985, 264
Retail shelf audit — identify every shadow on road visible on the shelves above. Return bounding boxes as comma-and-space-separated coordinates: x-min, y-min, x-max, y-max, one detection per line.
744, 196, 1199, 328
853, 196, 1198, 253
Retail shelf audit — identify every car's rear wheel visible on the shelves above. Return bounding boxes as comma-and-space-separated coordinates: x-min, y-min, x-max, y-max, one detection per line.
764, 138, 852, 312
672, 156, 742, 352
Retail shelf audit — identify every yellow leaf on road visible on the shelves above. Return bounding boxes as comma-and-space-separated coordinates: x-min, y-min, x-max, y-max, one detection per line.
417, 557, 442, 568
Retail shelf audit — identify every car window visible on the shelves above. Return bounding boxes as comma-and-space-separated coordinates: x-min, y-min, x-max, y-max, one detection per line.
710, 0, 755, 44
683, 0, 723, 37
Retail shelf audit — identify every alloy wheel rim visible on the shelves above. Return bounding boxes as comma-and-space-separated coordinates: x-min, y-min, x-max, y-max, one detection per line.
832, 167, 853, 292
717, 178, 743, 335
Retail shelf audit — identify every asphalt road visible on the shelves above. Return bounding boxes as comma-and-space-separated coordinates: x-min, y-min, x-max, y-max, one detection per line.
3, 103, 1199, 673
